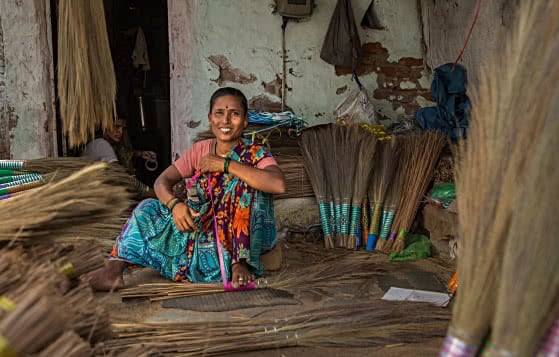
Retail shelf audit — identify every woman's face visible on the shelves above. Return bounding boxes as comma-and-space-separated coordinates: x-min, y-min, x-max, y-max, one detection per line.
106, 119, 127, 143
208, 95, 247, 144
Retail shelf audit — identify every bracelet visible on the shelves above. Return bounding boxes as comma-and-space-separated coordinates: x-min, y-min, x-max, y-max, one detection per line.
165, 197, 177, 207
223, 157, 231, 174
167, 198, 179, 211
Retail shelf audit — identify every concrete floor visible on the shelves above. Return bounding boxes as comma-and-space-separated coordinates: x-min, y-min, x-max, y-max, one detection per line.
97, 235, 455, 356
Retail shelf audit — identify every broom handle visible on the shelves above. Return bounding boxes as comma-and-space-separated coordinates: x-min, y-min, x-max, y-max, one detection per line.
207, 174, 255, 292
0, 173, 41, 185
0, 175, 43, 189
0, 169, 28, 177
0, 160, 25, 170
366, 202, 382, 251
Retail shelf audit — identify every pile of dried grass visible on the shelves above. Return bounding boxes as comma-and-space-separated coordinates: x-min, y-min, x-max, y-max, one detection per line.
98, 301, 450, 355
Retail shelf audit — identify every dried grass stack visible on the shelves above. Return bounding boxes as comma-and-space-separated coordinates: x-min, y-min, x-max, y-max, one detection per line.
99, 301, 450, 355
0, 162, 130, 243
390, 132, 446, 253
350, 129, 377, 249
274, 154, 314, 200
38, 331, 92, 357
366, 138, 399, 250
58, 0, 116, 147
299, 124, 335, 248
441, 1, 559, 354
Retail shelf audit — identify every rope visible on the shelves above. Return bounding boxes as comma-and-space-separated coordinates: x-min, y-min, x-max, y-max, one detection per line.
452, 0, 482, 71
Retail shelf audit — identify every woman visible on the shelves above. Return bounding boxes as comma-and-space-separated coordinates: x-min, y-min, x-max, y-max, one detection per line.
83, 87, 286, 291
81, 117, 156, 174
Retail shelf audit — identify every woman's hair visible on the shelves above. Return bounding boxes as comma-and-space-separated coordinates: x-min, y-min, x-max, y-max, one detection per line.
209, 87, 248, 115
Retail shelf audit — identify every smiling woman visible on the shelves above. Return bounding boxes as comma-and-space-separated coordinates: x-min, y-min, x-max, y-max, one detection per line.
82, 87, 286, 291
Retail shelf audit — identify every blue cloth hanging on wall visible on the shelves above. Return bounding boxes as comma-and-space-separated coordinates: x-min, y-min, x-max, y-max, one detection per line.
415, 63, 471, 140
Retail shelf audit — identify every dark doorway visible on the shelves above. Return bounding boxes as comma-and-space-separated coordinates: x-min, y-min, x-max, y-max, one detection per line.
104, 0, 171, 186
50, 0, 171, 186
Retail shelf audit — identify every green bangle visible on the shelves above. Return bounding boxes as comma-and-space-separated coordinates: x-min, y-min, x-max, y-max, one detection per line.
168, 198, 179, 211
223, 157, 231, 174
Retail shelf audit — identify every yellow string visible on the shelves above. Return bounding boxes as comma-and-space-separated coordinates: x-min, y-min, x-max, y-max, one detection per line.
0, 297, 15, 313
58, 260, 76, 279
0, 335, 16, 357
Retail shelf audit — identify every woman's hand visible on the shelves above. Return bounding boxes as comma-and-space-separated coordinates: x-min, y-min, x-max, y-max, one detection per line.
172, 202, 200, 232
199, 154, 225, 173
141, 151, 157, 160
231, 261, 255, 288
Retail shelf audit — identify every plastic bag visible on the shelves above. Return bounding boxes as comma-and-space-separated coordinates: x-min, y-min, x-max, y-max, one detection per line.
389, 234, 432, 262
335, 87, 379, 125
429, 183, 456, 200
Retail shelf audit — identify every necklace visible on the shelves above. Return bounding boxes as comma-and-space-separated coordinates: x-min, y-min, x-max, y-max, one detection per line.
214, 140, 228, 158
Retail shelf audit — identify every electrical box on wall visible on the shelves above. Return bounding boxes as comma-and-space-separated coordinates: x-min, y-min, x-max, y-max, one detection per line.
276, 0, 314, 18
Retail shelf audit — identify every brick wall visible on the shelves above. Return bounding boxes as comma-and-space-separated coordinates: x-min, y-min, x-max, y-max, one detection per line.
336, 42, 432, 121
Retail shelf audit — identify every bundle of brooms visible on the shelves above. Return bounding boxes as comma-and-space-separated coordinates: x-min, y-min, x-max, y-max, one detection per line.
388, 131, 446, 253
97, 301, 450, 355
0, 162, 130, 244
440, 1, 559, 355
58, 0, 116, 148
119, 252, 392, 301
273, 154, 314, 200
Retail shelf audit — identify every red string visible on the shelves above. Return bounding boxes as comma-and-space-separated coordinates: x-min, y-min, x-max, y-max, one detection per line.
452, 0, 482, 71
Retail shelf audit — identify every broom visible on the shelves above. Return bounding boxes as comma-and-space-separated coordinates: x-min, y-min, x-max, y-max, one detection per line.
0, 282, 69, 355
38, 331, 92, 357
0, 162, 130, 241
487, 32, 559, 356
299, 125, 335, 248
57, 240, 106, 279
366, 138, 399, 251
350, 129, 377, 249
441, 1, 559, 353
375, 137, 404, 252
120, 253, 392, 300
338, 124, 361, 248
99, 301, 450, 355
58, 0, 116, 147
391, 131, 446, 253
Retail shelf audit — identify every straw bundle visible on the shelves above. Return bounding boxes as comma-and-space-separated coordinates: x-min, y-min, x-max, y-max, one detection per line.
0, 282, 69, 355
375, 137, 405, 252
57, 241, 106, 279
120, 253, 391, 300
350, 130, 377, 249
366, 138, 399, 250
442, 1, 559, 353
58, 0, 116, 147
391, 132, 446, 253
0, 162, 130, 242
299, 125, 335, 248
99, 301, 450, 355
38, 331, 92, 357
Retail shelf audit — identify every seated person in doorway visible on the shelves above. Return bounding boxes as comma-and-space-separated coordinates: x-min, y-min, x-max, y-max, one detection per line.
82, 87, 286, 291
81, 117, 157, 175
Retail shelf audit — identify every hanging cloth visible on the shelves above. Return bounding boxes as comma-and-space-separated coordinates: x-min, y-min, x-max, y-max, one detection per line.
132, 27, 151, 71
320, 0, 362, 68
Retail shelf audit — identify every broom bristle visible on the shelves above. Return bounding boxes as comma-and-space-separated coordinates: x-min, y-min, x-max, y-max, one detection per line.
38, 331, 92, 357
447, 0, 559, 350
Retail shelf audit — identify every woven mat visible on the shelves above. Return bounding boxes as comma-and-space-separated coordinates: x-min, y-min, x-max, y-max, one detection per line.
161, 288, 298, 312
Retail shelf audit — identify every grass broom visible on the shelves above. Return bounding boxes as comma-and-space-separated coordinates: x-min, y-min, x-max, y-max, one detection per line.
350, 129, 377, 249
375, 137, 404, 252
299, 125, 335, 248
99, 301, 450, 355
391, 131, 446, 253
0, 282, 69, 355
441, 1, 559, 353
38, 331, 92, 357
56, 240, 106, 279
0, 162, 130, 242
367, 138, 399, 251
487, 35, 559, 356
58, 0, 116, 147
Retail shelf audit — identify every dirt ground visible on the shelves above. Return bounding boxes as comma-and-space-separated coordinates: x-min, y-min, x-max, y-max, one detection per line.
98, 234, 455, 356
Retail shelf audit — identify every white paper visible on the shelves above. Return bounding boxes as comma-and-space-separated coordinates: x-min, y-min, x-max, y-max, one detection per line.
382, 287, 450, 307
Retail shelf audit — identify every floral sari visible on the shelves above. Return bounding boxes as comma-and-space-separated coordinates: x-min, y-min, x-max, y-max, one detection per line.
110, 139, 276, 283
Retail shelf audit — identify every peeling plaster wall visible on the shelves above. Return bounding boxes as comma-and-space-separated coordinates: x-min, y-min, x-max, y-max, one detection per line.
169, 0, 429, 155
0, 0, 56, 159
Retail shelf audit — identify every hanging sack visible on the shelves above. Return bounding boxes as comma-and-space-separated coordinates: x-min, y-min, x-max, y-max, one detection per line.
334, 87, 378, 125
320, 0, 362, 67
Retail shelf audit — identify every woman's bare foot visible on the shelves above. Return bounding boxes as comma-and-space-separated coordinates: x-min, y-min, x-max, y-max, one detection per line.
231, 261, 255, 288
80, 260, 126, 292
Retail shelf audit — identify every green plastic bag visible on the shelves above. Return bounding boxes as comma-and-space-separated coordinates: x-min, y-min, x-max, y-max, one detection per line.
429, 183, 456, 200
389, 234, 431, 262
